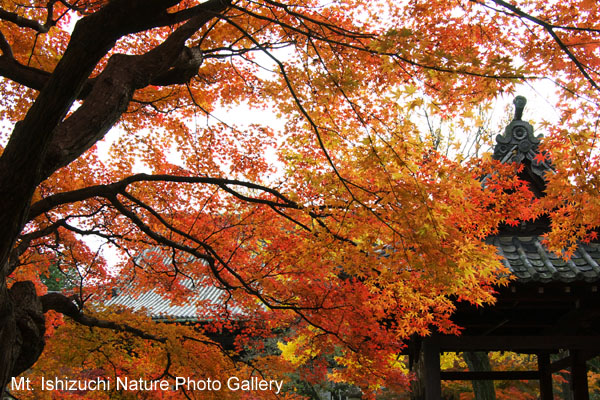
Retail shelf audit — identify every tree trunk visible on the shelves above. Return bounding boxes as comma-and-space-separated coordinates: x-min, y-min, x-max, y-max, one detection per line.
0, 281, 46, 398
0, 281, 17, 398
463, 352, 496, 400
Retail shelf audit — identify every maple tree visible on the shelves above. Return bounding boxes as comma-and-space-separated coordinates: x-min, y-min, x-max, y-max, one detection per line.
1, 0, 600, 398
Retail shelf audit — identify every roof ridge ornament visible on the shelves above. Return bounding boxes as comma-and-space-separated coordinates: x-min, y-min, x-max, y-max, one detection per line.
492, 96, 550, 179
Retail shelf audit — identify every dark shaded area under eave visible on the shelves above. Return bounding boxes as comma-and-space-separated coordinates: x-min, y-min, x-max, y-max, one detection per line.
451, 235, 600, 337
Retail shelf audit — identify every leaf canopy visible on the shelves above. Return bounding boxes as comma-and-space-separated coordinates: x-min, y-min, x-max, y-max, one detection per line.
1, 0, 599, 397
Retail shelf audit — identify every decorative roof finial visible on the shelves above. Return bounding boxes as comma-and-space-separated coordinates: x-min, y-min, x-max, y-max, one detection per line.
491, 96, 551, 180
513, 96, 526, 121
493, 96, 537, 162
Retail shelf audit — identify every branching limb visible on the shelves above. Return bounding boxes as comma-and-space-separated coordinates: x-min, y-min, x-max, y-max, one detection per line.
0, 0, 194, 278
482, 0, 600, 92
260, 0, 375, 39
40, 292, 167, 342
28, 173, 300, 221
152, 352, 172, 381
39, 14, 221, 181
105, 191, 339, 313
221, 14, 357, 198
0, 7, 52, 33
234, 3, 532, 82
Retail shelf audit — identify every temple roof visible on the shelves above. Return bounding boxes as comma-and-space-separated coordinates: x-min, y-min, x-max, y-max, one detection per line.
104, 248, 245, 321
491, 97, 600, 283
104, 278, 245, 321
492, 236, 600, 283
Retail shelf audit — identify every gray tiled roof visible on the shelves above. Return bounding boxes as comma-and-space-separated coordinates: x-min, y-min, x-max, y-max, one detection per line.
104, 278, 245, 321
104, 247, 245, 321
492, 236, 600, 283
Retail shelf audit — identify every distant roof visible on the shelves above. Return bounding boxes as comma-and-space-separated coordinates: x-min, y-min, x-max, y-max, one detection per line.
104, 247, 245, 321
104, 277, 245, 321
492, 236, 600, 283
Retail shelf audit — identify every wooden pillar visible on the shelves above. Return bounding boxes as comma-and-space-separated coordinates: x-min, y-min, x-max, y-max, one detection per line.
537, 352, 553, 400
422, 338, 441, 400
570, 350, 589, 400
409, 338, 441, 400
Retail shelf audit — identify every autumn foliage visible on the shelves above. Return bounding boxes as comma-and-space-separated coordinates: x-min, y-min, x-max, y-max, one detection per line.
0, 0, 600, 398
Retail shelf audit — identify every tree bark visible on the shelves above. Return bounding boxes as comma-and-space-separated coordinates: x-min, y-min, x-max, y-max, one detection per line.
463, 351, 496, 400
0, 279, 18, 396
0, 281, 45, 390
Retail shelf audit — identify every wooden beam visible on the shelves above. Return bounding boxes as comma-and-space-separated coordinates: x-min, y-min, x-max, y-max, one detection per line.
408, 342, 424, 400
440, 370, 539, 381
550, 350, 600, 373
436, 335, 600, 351
550, 354, 571, 373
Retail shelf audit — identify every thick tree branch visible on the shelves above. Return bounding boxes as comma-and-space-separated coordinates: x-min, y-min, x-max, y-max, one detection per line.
28, 173, 300, 221
40, 7, 229, 181
0, 31, 13, 58
0, 50, 208, 100
24, 172, 362, 268
0, 8, 51, 33
7, 282, 45, 377
0, 3, 234, 94
0, 0, 190, 277
0, 56, 51, 89
40, 292, 167, 342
